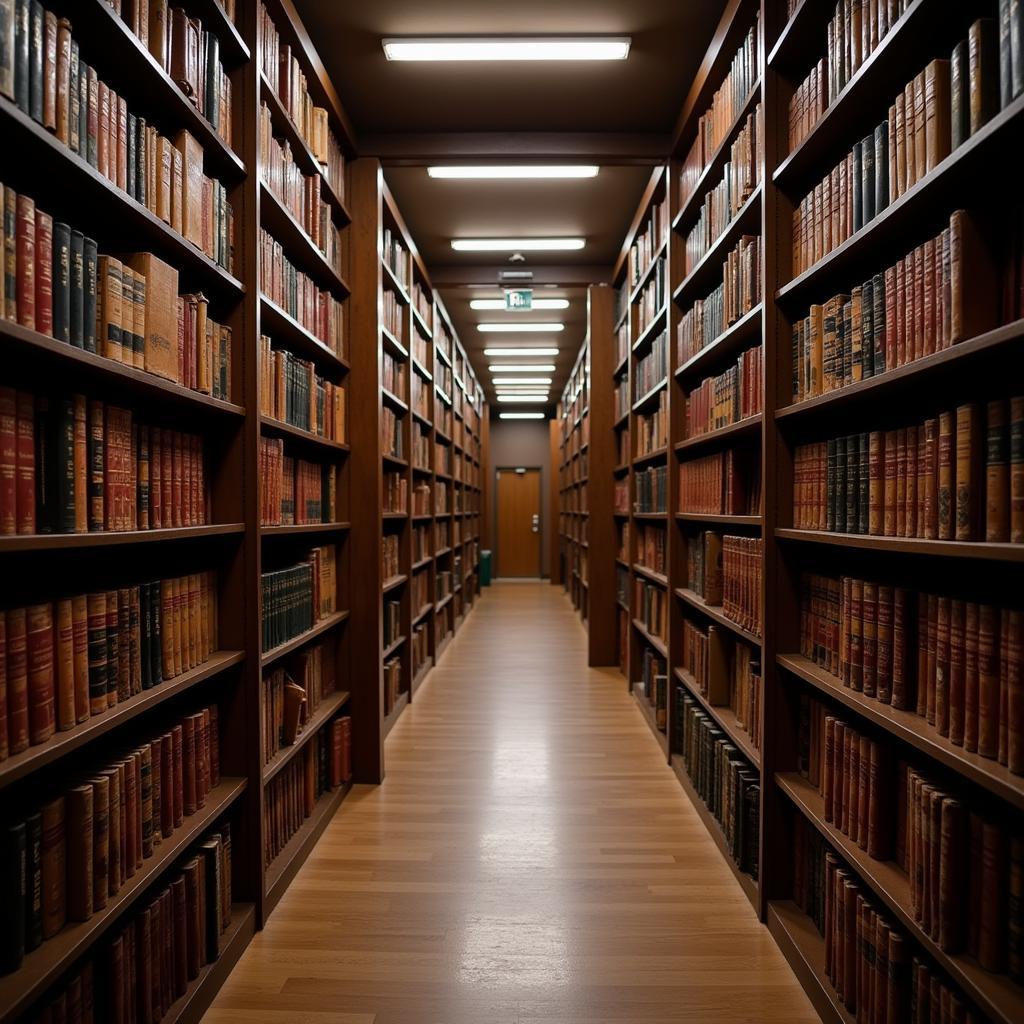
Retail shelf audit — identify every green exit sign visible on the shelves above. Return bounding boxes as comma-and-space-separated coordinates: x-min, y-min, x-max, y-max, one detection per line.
505, 289, 533, 310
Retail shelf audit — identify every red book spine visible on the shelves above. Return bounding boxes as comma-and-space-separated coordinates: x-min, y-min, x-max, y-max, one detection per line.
0, 388, 16, 535
6, 608, 30, 754
16, 194, 36, 330
26, 601, 56, 744
15, 390, 36, 535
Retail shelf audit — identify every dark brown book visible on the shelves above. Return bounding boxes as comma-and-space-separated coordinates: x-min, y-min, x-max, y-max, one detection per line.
89, 774, 108, 911
955, 403, 981, 541
978, 604, 1001, 758
66, 784, 93, 923
40, 794, 65, 939
986, 398, 1010, 542
26, 600, 55, 744
978, 820, 1008, 970
6, 607, 30, 754
968, 18, 1000, 135
935, 596, 951, 737
1011, 396, 1024, 544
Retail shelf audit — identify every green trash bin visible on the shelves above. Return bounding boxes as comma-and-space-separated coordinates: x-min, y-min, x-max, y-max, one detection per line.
480, 550, 492, 587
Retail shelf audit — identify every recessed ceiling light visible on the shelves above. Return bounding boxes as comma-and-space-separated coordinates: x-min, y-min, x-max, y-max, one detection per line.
490, 377, 552, 385
490, 364, 556, 373
471, 299, 569, 311
382, 38, 630, 62
484, 347, 559, 357
477, 324, 564, 333
497, 395, 550, 403
500, 412, 546, 419
429, 166, 599, 179
451, 238, 584, 252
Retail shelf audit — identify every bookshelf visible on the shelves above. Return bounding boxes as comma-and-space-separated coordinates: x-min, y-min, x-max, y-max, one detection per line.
558, 333, 590, 621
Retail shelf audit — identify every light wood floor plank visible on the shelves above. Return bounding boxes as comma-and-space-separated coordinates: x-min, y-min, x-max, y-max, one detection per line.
205, 582, 817, 1023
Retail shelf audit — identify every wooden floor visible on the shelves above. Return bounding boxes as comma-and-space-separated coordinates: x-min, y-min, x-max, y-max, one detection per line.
205, 581, 818, 1023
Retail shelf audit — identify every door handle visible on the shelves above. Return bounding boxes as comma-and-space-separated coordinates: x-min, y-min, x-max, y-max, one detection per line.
531, 514, 539, 533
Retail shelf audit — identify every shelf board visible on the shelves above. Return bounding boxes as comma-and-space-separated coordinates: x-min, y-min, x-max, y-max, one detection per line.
613, 462, 630, 476
411, 305, 433, 339
412, 356, 433, 381
632, 617, 669, 659
382, 387, 409, 413
675, 303, 763, 383
382, 574, 407, 593
627, 238, 669, 307
261, 610, 349, 668
411, 408, 432, 429
631, 305, 669, 354
632, 445, 669, 468
264, 782, 352, 917
382, 452, 408, 470
775, 528, 1024, 564
674, 587, 762, 648
259, 182, 350, 297
675, 512, 762, 527
381, 326, 409, 360
412, 602, 433, 626
0, 319, 245, 418
775, 771, 1024, 1024
261, 521, 350, 537
0, 522, 244, 554
381, 260, 411, 303
0, 777, 246, 1022
632, 511, 667, 521
671, 753, 759, 912
674, 414, 762, 455
0, 650, 243, 791
631, 377, 668, 414
775, 318, 1024, 422
260, 416, 350, 454
672, 184, 762, 310
778, 653, 1024, 811
382, 511, 409, 521
435, 593, 454, 612
673, 666, 761, 769
632, 563, 668, 588
382, 634, 406, 659
633, 687, 669, 755
412, 555, 432, 572
435, 386, 453, 407
262, 689, 351, 785
259, 296, 349, 374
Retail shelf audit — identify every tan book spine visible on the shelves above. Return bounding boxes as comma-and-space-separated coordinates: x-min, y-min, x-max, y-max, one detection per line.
955, 403, 981, 541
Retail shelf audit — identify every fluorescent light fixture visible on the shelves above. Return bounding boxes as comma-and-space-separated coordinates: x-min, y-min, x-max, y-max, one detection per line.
500, 412, 546, 420
489, 364, 556, 373
484, 347, 559, 357
383, 37, 630, 62
497, 395, 550, 403
494, 387, 550, 394
488, 377, 552, 385
429, 165, 599, 179
451, 238, 584, 252
470, 299, 569, 311
477, 323, 564, 333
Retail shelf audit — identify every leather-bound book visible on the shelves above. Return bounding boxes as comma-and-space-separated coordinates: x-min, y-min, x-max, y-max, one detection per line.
140, 743, 153, 858
986, 399, 1010, 542
978, 820, 1008, 970
89, 774, 108, 910
122, 755, 138, 878
201, 837, 222, 958
935, 596, 951, 737
951, 40, 970, 149
171, 875, 187, 995
182, 857, 201, 979
103, 588, 118, 706
6, 606, 29, 753
24, 809, 42, 949
26, 600, 55, 743
950, 210, 996, 345
182, 713, 196, 816
40, 794, 66, 939
0, 387, 16, 536
0, 821, 26, 972
862, 582, 877, 698
55, 596, 75, 730
955, 403, 981, 541
66, 784, 93, 922
96, 256, 123, 361
939, 796, 965, 952
969, 18, 1000, 134
171, 723, 183, 826
949, 599, 966, 746
1009, 609, 1023, 776
978, 604, 1000, 758
127, 252, 178, 382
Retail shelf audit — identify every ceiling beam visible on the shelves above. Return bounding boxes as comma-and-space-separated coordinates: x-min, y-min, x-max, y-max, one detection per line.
429, 264, 613, 287
360, 132, 671, 164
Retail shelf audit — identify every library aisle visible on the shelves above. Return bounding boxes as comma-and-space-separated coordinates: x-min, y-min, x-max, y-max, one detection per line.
205, 581, 816, 1023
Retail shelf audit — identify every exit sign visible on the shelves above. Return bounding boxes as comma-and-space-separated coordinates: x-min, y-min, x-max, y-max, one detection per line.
505, 289, 533, 310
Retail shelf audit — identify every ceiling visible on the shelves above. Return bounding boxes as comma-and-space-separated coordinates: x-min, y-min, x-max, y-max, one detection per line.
293, 0, 728, 408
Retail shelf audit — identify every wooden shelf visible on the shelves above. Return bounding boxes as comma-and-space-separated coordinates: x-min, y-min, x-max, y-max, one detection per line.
675, 303, 763, 382
0, 650, 244, 791
632, 511, 667, 520
673, 666, 761, 769
778, 654, 1024, 811
674, 414, 762, 455
775, 771, 1024, 1024
631, 377, 668, 413
261, 610, 350, 668
264, 782, 352, 916
262, 690, 351, 784
632, 445, 669, 467
411, 305, 433, 339
383, 691, 410, 738
0, 777, 246, 1022
675, 512, 762, 527
671, 754, 759, 913
633, 687, 669, 755
382, 634, 406, 659
381, 387, 409, 413
632, 618, 669, 659
261, 522, 351, 537
412, 602, 433, 626
381, 326, 409, 359
381, 259, 411, 303
260, 416, 350, 454
382, 574, 407, 593
674, 587, 762, 648
0, 522, 244, 554
632, 563, 668, 588
435, 593, 454, 612
260, 296, 349, 374
631, 305, 669, 353
382, 451, 408, 469
775, 528, 1024, 564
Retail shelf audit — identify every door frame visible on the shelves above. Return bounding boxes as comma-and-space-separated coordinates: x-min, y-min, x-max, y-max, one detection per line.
494, 465, 543, 578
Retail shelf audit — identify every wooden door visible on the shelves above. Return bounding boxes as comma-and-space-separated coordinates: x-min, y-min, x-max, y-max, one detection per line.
496, 468, 541, 577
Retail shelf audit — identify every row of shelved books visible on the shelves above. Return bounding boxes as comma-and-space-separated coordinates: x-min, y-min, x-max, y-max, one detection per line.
681, 619, 761, 751
684, 344, 763, 437
677, 234, 762, 365
263, 718, 351, 867
790, 209, 1022, 403
799, 693, 1021, 977
434, 520, 450, 550
790, 815, 992, 1023
636, 523, 666, 576
262, 638, 338, 765
412, 281, 431, 331
16, 818, 234, 1024
1, 390, 208, 536
411, 621, 428, 677
0, 571, 218, 760
409, 481, 429, 516
259, 546, 335, 652
679, 16, 761, 210
382, 532, 399, 579
259, 337, 346, 440
412, 425, 430, 471
673, 686, 759, 878
792, 397, 1023, 542
413, 524, 429, 562
259, 103, 342, 269
435, 570, 453, 603
258, 437, 337, 527
787, 0, 909, 151
615, 317, 629, 370
679, 448, 761, 517
382, 407, 402, 462
383, 598, 399, 648
411, 568, 429, 614
115, 0, 234, 146
634, 258, 667, 336
635, 579, 667, 643
382, 226, 408, 291
412, 329, 429, 373
435, 362, 452, 400
617, 521, 630, 563
0, 700, 220, 973
0, 7, 235, 267
685, 530, 763, 636
384, 655, 401, 714
636, 647, 667, 731
381, 290, 402, 345
1, 189, 233, 394
633, 330, 668, 400
258, 2, 346, 196
383, 350, 405, 397
259, 229, 345, 346
628, 195, 669, 288
634, 464, 667, 514
411, 375, 430, 422
798, 571, 1022, 772
614, 377, 629, 422
683, 106, 762, 277
635, 393, 667, 458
